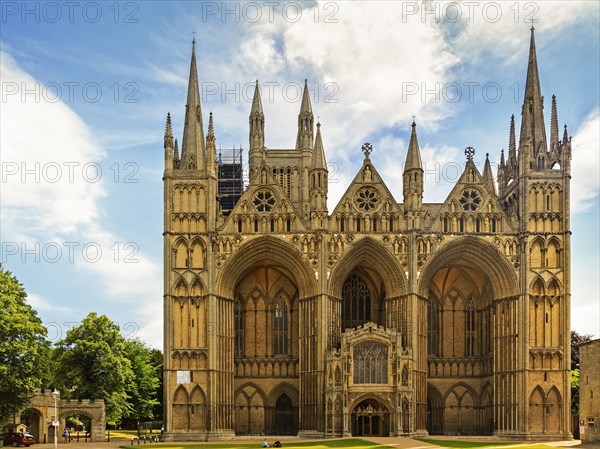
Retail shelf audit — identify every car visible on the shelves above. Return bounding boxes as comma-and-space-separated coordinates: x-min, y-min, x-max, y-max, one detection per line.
0, 432, 35, 447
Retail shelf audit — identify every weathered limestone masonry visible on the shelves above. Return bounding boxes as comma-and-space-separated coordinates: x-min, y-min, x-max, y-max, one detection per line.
579, 340, 600, 443
162, 30, 573, 441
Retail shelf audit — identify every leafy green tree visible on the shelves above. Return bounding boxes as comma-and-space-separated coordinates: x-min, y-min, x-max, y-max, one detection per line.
149, 348, 163, 422
0, 264, 52, 422
53, 313, 135, 422
570, 330, 593, 414
123, 339, 160, 423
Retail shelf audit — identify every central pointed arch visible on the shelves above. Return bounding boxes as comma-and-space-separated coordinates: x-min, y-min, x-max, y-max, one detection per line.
329, 237, 406, 299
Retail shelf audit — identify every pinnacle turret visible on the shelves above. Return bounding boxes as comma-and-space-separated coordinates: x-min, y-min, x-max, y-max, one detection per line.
550, 94, 559, 153
181, 39, 206, 170
482, 153, 496, 195
296, 80, 314, 149
519, 27, 548, 162
312, 122, 327, 169
249, 80, 265, 151
403, 120, 424, 211
403, 120, 423, 172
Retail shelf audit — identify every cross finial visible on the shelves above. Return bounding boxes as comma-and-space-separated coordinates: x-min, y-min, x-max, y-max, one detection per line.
465, 146, 475, 161
362, 142, 373, 159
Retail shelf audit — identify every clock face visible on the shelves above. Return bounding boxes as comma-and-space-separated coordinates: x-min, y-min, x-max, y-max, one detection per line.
356, 188, 379, 211
459, 190, 481, 211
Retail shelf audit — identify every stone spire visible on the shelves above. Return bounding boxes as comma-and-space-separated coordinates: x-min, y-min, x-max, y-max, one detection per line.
550, 94, 560, 153
206, 111, 217, 173
404, 119, 423, 171
508, 114, 516, 166
181, 38, 206, 170
519, 27, 548, 161
482, 153, 496, 195
296, 80, 314, 150
164, 112, 174, 171
249, 80, 265, 150
312, 122, 327, 169
403, 120, 424, 211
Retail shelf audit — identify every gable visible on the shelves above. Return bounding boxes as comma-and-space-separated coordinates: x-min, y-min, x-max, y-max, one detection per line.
331, 158, 401, 220
219, 162, 308, 233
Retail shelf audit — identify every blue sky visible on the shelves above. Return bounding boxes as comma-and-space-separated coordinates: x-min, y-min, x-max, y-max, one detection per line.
1, 1, 598, 348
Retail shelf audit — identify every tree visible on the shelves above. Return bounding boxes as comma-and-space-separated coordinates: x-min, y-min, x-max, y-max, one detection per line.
0, 264, 51, 422
571, 330, 593, 370
53, 313, 135, 423
122, 339, 160, 425
570, 330, 593, 414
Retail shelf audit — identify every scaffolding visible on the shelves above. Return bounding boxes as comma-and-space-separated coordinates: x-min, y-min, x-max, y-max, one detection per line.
218, 146, 245, 216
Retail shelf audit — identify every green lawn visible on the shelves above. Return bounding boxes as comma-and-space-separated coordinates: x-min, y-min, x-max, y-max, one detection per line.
417, 440, 554, 449
417, 440, 517, 448
109, 429, 161, 439
119, 438, 390, 449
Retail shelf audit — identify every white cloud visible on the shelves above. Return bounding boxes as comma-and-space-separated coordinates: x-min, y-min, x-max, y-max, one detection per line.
571, 108, 600, 213
0, 50, 163, 347
27, 293, 73, 315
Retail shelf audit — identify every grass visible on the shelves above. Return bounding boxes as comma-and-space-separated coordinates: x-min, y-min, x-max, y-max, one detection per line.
417, 440, 554, 449
108, 429, 161, 439
118, 438, 391, 449
417, 439, 517, 448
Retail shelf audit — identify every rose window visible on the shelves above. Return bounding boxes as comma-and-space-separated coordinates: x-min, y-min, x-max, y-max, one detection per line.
357, 188, 379, 211
253, 191, 275, 212
459, 190, 481, 211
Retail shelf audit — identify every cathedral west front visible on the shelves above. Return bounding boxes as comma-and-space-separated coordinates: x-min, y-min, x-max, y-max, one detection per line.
162, 29, 573, 441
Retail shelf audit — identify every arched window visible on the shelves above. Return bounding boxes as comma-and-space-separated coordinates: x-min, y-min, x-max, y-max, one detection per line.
465, 298, 475, 356
353, 342, 388, 384
427, 300, 438, 355
273, 298, 288, 356
342, 274, 371, 330
234, 296, 244, 357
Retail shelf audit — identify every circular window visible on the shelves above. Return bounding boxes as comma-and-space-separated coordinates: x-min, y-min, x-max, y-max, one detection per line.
253, 191, 276, 212
459, 190, 481, 211
357, 188, 379, 212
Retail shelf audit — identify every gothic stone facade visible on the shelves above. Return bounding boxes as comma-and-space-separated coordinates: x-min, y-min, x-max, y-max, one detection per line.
162, 30, 572, 441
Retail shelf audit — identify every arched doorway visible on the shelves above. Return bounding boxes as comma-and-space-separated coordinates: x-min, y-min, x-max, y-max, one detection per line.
273, 394, 293, 435
20, 409, 42, 442
351, 399, 388, 437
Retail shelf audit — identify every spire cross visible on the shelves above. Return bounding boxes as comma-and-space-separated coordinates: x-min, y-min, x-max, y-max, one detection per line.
465, 146, 475, 161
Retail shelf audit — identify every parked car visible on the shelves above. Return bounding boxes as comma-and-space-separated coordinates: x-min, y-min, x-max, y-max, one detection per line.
0, 432, 35, 447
